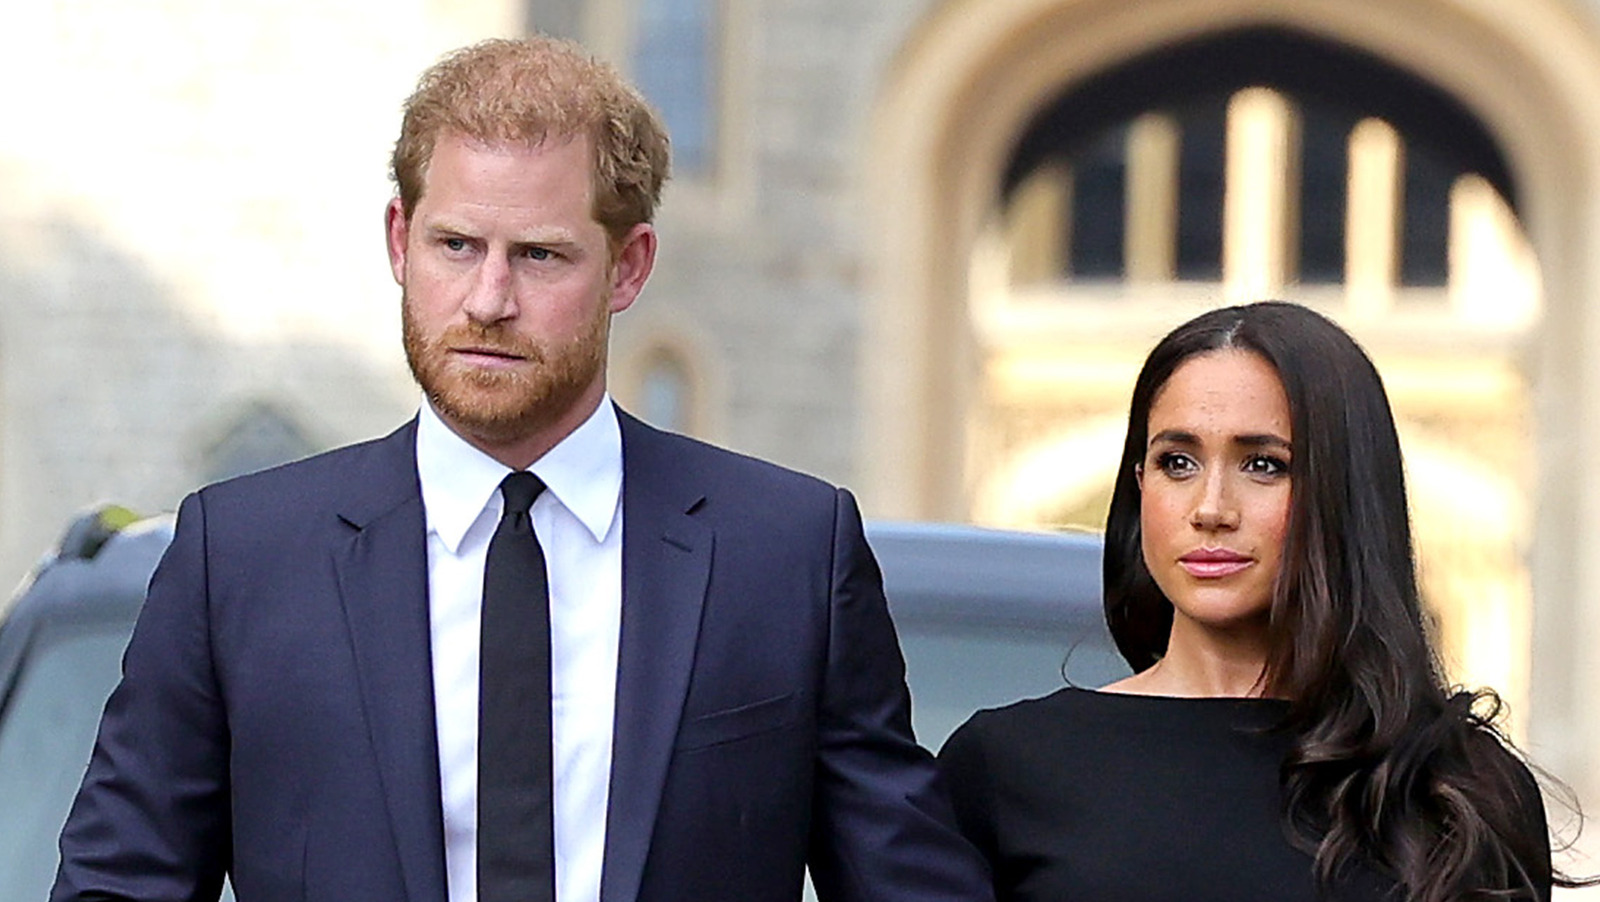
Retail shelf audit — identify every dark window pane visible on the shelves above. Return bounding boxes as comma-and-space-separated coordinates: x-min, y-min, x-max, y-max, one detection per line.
1175, 99, 1227, 281
1400, 145, 1452, 286
1069, 127, 1128, 278
1298, 106, 1354, 284
901, 627, 1127, 748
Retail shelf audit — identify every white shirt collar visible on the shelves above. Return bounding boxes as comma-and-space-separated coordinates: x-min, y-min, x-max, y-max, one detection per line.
415, 395, 623, 553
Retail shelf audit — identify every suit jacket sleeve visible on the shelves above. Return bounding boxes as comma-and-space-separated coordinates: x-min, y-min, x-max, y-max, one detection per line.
806, 489, 995, 902
52, 492, 232, 902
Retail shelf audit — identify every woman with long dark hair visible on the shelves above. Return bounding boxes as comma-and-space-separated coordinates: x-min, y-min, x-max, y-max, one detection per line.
939, 301, 1583, 901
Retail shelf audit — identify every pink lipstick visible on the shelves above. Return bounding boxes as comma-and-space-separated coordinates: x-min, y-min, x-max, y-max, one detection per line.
1178, 548, 1253, 578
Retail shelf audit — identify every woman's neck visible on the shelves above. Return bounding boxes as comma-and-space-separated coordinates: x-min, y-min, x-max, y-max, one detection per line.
1103, 615, 1276, 698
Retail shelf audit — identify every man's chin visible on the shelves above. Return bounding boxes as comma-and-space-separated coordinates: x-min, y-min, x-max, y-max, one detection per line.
424, 379, 588, 445
433, 397, 545, 441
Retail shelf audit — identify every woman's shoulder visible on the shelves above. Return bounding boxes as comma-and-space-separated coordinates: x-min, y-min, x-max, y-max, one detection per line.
943, 685, 1277, 755
946, 686, 1116, 744
941, 686, 1295, 784
956, 682, 1287, 730
939, 687, 1095, 768
936, 688, 1112, 820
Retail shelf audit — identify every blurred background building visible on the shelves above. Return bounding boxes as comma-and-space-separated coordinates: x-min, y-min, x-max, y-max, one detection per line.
3, 0, 1600, 882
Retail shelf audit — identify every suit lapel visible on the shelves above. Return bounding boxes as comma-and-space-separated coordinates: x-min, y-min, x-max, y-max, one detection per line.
331, 421, 449, 902
601, 412, 713, 902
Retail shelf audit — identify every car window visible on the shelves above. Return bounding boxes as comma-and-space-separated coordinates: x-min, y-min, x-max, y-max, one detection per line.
0, 622, 129, 899
901, 623, 1129, 749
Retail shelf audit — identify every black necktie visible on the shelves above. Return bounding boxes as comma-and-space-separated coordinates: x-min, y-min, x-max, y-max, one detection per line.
478, 471, 556, 902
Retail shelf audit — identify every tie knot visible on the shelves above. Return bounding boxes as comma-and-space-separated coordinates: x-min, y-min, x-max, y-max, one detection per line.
499, 471, 546, 518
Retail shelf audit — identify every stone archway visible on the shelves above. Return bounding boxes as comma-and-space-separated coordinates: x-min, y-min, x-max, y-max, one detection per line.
861, 0, 1600, 820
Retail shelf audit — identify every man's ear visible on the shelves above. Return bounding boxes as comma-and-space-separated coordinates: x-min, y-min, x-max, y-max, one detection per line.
384, 198, 409, 286
607, 223, 658, 314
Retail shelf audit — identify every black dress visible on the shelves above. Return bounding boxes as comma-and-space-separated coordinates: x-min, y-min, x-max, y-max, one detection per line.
938, 687, 1526, 902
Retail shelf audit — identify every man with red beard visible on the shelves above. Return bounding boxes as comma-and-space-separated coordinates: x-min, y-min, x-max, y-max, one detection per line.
51, 35, 993, 902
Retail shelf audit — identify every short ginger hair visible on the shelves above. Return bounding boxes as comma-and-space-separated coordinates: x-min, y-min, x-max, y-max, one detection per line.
390, 36, 671, 245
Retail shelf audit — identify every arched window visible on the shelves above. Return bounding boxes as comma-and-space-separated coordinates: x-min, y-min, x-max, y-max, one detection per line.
204, 402, 316, 483
999, 27, 1515, 303
638, 350, 694, 433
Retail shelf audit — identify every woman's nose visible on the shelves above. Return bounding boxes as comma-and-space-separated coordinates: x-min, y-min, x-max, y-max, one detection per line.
1190, 472, 1241, 530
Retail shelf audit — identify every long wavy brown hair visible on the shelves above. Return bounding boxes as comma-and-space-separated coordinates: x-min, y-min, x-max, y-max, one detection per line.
1103, 301, 1586, 901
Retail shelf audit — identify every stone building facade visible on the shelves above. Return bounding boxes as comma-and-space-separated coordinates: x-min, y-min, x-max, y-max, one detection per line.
5, 0, 1600, 881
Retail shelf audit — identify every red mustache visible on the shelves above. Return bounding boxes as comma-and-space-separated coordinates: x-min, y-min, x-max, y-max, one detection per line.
437, 324, 541, 362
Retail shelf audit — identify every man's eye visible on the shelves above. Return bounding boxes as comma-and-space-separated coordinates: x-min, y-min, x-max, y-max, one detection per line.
443, 237, 468, 252
523, 246, 553, 261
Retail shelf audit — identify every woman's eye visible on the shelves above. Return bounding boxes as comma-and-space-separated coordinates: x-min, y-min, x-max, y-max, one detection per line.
1244, 454, 1289, 477
1155, 451, 1197, 477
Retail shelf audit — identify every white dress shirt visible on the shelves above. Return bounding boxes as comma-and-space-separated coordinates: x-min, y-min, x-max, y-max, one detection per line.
416, 397, 623, 902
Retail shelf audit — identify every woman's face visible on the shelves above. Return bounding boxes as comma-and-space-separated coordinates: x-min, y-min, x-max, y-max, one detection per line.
1138, 349, 1292, 636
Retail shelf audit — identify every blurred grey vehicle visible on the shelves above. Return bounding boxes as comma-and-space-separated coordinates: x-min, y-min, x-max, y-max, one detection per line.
0, 508, 1125, 900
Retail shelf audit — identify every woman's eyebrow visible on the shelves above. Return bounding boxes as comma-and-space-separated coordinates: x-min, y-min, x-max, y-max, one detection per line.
1235, 433, 1292, 451
1147, 428, 1199, 446
1147, 429, 1292, 452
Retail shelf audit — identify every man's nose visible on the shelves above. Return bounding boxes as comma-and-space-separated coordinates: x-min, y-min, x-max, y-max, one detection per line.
461, 254, 515, 324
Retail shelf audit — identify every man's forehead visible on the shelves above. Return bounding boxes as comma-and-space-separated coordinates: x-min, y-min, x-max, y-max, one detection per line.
412, 129, 597, 199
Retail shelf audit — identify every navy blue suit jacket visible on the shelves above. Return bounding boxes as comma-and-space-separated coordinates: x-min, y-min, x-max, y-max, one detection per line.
52, 410, 993, 902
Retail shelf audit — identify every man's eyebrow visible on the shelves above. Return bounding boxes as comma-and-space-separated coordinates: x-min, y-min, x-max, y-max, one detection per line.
511, 228, 579, 246
420, 220, 579, 245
